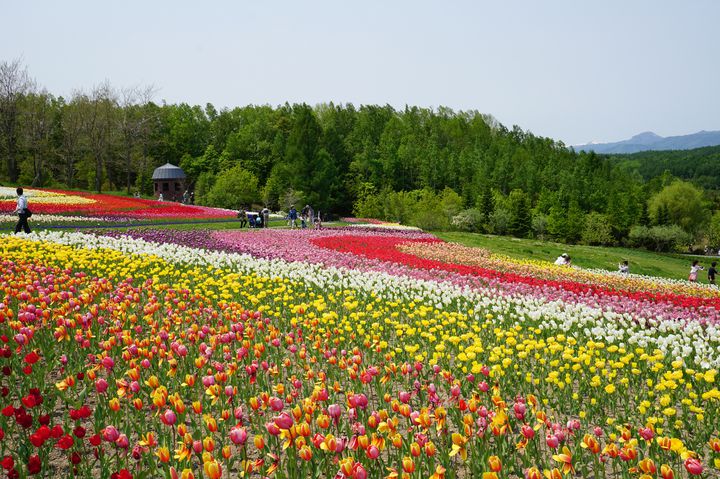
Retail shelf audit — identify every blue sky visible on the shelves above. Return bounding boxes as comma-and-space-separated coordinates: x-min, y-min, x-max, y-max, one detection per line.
2, 0, 718, 145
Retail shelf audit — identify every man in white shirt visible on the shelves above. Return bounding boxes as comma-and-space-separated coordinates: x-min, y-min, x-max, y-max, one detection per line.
14, 187, 31, 234
554, 253, 569, 266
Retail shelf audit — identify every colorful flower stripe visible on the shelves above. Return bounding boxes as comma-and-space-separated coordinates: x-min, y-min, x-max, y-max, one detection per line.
0, 213, 133, 224
1, 232, 719, 478
314, 235, 720, 314
0, 187, 235, 219
340, 217, 386, 224
92, 229, 720, 368
398, 241, 720, 299
101, 228, 720, 328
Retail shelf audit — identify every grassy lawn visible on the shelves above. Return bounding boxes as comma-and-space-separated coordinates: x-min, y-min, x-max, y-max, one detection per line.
434, 232, 715, 282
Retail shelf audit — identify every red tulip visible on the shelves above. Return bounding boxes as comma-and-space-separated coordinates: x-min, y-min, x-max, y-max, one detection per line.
27, 455, 41, 475
56, 434, 74, 450
684, 458, 703, 476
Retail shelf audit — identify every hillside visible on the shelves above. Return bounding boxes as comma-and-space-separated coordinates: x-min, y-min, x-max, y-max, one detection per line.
574, 130, 720, 154
612, 144, 720, 190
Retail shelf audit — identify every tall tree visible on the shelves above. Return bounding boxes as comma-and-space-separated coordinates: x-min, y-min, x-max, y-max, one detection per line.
22, 90, 54, 186
118, 85, 156, 194
0, 58, 34, 182
78, 82, 118, 193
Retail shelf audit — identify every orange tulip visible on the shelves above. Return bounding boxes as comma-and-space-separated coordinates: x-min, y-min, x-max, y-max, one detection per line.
709, 437, 720, 452
488, 455, 502, 472
402, 456, 415, 473
203, 437, 215, 452
203, 460, 222, 479
221, 445, 231, 459
551, 446, 574, 475
660, 464, 675, 479
581, 434, 600, 454
298, 445, 313, 461
425, 441, 437, 457
526, 467, 542, 479
410, 442, 421, 457
431, 465, 446, 479
639, 458, 657, 474
543, 468, 562, 479
316, 414, 330, 429
156, 446, 170, 463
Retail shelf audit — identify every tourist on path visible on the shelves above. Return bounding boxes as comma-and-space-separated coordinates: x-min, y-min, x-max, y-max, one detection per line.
261, 206, 270, 228
14, 187, 31, 234
238, 209, 248, 228
554, 253, 570, 266
288, 205, 298, 229
709, 261, 717, 285
689, 260, 704, 282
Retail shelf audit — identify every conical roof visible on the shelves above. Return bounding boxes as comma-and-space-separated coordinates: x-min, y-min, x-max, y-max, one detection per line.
152, 163, 186, 180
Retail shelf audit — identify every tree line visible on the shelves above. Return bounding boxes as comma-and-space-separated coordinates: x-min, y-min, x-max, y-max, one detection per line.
1, 58, 719, 251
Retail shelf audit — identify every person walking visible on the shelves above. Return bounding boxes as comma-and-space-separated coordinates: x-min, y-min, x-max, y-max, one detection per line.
709, 261, 717, 285
300, 205, 310, 229
618, 260, 629, 274
261, 206, 270, 228
237, 208, 248, 228
554, 253, 570, 266
288, 205, 298, 229
689, 260, 704, 282
13, 187, 31, 234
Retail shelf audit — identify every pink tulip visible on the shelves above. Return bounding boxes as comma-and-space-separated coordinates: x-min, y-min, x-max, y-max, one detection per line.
103, 426, 119, 442
328, 404, 342, 419
95, 378, 109, 394
229, 427, 248, 445
274, 412, 294, 430
162, 409, 176, 426
269, 397, 284, 411
115, 433, 129, 449
101, 356, 115, 370
366, 445, 380, 459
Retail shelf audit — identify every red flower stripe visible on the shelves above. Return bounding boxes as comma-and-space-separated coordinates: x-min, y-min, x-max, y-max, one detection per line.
312, 235, 720, 311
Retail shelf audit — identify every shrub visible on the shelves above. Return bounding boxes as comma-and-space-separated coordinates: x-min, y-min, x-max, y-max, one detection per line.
203, 166, 260, 210
582, 212, 614, 246
628, 225, 691, 252
452, 209, 485, 232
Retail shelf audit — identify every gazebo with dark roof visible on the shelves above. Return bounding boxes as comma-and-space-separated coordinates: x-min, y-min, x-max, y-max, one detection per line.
152, 163, 187, 202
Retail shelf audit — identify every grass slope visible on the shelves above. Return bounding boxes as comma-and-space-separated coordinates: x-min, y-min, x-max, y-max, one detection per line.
434, 232, 713, 282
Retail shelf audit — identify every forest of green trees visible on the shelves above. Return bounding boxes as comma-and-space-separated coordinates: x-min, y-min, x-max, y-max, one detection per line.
2, 59, 720, 251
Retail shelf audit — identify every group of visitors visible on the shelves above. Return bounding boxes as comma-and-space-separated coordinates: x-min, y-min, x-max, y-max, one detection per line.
689, 260, 717, 284
237, 204, 323, 230
237, 207, 270, 228
287, 204, 322, 229
181, 190, 194, 205
554, 251, 718, 285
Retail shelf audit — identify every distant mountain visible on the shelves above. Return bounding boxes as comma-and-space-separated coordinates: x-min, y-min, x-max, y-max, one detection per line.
573, 130, 720, 154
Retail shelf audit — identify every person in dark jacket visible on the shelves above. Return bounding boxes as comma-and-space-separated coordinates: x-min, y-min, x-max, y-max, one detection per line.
13, 187, 31, 234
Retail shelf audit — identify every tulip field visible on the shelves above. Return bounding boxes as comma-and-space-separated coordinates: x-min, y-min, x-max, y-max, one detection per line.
1, 226, 720, 479
0, 187, 236, 225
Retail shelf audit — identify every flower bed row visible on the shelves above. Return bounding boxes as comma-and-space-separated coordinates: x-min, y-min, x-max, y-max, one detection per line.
105, 228, 720, 327
0, 187, 236, 220
1, 230, 719, 478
